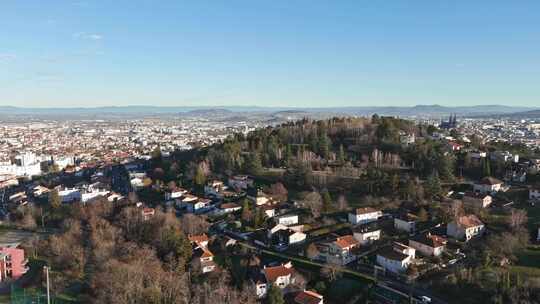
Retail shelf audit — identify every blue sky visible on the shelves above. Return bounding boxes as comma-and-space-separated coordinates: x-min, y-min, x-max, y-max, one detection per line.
1, 1, 539, 108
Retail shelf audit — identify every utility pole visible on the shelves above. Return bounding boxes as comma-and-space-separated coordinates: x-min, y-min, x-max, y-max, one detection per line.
40, 207, 45, 228
44, 266, 51, 304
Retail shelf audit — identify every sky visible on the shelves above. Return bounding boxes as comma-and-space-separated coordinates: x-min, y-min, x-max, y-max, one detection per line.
1, 1, 539, 108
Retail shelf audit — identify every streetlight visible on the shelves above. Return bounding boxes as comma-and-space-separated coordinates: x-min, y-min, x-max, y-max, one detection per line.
43, 266, 50, 304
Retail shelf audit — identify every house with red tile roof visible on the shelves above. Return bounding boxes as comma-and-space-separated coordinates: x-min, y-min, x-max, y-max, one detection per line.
189, 234, 209, 249
326, 235, 360, 265
409, 233, 447, 257
255, 261, 296, 298
447, 214, 485, 241
141, 207, 155, 221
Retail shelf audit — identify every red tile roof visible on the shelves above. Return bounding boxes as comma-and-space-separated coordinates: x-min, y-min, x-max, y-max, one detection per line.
263, 264, 294, 283
479, 177, 503, 185
354, 207, 379, 215
334, 235, 359, 249
189, 234, 209, 245
456, 215, 484, 228
295, 290, 323, 304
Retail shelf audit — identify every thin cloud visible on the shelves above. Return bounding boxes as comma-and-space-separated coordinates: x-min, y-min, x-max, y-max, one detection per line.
0, 53, 16, 63
73, 32, 104, 41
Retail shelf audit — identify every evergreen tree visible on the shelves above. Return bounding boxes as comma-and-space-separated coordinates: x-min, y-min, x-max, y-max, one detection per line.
319, 132, 331, 159
241, 199, 252, 224
425, 174, 442, 200
482, 157, 492, 177
48, 189, 61, 209
338, 144, 345, 163
245, 152, 263, 176
321, 190, 333, 213
194, 166, 206, 187
266, 284, 284, 304
254, 208, 265, 228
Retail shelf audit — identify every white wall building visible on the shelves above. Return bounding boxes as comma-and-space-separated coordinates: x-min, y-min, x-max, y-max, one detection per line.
348, 207, 382, 225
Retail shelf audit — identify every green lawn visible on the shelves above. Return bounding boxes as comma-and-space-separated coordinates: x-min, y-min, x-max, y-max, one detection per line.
508, 245, 540, 279
326, 278, 368, 303
516, 246, 540, 268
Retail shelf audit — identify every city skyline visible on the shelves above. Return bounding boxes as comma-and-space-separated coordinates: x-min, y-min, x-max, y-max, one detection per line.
1, 1, 540, 108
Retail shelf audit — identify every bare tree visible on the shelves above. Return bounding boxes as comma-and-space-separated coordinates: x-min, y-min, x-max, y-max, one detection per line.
320, 263, 341, 282
337, 194, 349, 211
508, 209, 527, 231
305, 243, 320, 260
181, 214, 210, 235
300, 191, 323, 219
268, 182, 288, 201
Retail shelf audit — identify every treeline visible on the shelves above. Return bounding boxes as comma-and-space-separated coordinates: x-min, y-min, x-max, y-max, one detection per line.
32, 198, 258, 304
168, 116, 455, 197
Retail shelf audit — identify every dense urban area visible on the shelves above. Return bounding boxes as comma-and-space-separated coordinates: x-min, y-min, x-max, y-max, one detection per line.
1, 110, 540, 304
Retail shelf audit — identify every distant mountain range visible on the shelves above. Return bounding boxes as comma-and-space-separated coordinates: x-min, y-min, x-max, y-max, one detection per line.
475, 109, 540, 119
0, 104, 537, 119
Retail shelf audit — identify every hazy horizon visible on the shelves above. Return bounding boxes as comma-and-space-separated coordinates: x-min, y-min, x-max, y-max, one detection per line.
1, 1, 539, 108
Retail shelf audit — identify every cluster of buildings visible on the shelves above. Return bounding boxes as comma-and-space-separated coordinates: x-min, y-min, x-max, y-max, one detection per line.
0, 118, 259, 186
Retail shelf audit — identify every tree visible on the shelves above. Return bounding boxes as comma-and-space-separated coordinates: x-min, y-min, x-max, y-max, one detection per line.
300, 191, 323, 219
194, 166, 206, 187
49, 189, 61, 209
338, 144, 345, 163
318, 132, 331, 159
424, 174, 442, 200
268, 182, 288, 202
321, 190, 333, 213
482, 157, 492, 177
253, 208, 265, 228
180, 214, 210, 235
245, 152, 263, 176
418, 207, 428, 222
241, 199, 252, 224
320, 263, 341, 282
306, 243, 319, 260
266, 284, 284, 304
508, 209, 527, 231
336, 194, 349, 211
20, 211, 37, 230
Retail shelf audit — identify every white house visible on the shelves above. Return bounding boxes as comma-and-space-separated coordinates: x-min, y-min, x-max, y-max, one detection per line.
447, 214, 485, 241
216, 203, 242, 214
326, 235, 360, 265
193, 247, 216, 273
463, 192, 492, 209
256, 262, 295, 298
409, 233, 447, 257
58, 188, 82, 203
353, 228, 381, 245
81, 189, 110, 203
275, 214, 299, 226
204, 180, 225, 197
269, 224, 306, 248
165, 188, 188, 200
473, 177, 504, 194
348, 207, 382, 225
130, 177, 145, 189
376, 242, 415, 273
394, 214, 417, 234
